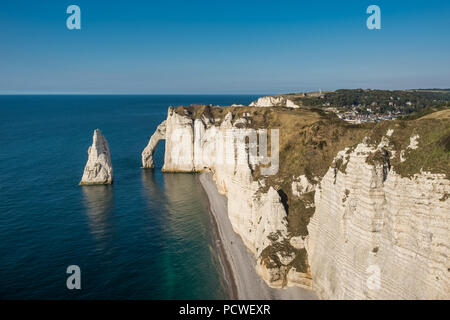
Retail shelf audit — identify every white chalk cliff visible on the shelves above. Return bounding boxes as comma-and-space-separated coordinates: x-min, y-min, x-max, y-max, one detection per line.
80, 129, 113, 185
141, 107, 303, 286
144, 107, 449, 299
308, 137, 449, 299
250, 96, 300, 108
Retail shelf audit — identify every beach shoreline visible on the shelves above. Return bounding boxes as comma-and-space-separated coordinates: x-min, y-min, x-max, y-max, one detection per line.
197, 173, 238, 299
198, 172, 318, 300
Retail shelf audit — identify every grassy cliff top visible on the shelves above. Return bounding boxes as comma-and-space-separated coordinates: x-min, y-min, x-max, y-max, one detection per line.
173, 104, 449, 180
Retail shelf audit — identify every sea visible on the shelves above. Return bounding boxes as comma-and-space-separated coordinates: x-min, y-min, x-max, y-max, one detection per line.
0, 94, 259, 299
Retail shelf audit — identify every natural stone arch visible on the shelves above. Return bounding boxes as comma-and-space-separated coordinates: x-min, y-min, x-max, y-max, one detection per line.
142, 120, 166, 168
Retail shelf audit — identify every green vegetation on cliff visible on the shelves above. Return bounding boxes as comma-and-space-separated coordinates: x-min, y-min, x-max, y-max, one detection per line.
282, 89, 450, 115
173, 103, 450, 275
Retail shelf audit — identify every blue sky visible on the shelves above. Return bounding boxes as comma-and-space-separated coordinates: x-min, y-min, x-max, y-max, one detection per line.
0, 0, 449, 94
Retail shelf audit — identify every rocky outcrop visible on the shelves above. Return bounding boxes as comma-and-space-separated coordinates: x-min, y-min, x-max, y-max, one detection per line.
142, 120, 166, 168
308, 135, 450, 299
286, 99, 301, 109
292, 175, 316, 197
80, 129, 113, 185
250, 96, 300, 108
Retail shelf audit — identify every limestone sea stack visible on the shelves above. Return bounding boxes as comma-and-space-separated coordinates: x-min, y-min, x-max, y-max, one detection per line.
80, 129, 113, 185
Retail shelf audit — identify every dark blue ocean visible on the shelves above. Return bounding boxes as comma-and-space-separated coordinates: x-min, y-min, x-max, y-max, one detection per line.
0, 95, 258, 299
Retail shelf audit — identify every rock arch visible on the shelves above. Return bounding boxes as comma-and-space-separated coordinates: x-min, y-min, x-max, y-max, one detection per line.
142, 120, 166, 168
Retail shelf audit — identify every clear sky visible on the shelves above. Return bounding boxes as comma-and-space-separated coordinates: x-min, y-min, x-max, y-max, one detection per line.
0, 0, 449, 94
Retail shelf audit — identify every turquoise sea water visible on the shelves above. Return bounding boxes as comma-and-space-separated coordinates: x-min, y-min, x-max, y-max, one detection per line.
0, 95, 258, 299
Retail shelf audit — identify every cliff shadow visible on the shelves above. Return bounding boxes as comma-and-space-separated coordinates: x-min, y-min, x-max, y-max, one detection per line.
277, 189, 289, 214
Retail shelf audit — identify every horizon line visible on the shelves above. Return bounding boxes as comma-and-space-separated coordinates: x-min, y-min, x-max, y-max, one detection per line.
0, 88, 450, 96
0, 88, 449, 96
0, 92, 269, 96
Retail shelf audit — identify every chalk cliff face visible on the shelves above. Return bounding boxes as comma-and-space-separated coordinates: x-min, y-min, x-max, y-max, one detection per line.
250, 96, 300, 108
144, 105, 449, 299
308, 137, 449, 299
80, 129, 113, 185
143, 108, 289, 247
